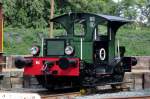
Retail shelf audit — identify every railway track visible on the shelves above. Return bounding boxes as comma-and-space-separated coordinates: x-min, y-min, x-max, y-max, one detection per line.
39, 88, 150, 99
110, 95, 150, 99
41, 92, 81, 99
40, 92, 150, 99
1, 87, 150, 99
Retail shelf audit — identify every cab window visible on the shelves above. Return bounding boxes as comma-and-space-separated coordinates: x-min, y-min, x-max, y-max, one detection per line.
54, 23, 67, 37
97, 22, 108, 36
74, 19, 86, 36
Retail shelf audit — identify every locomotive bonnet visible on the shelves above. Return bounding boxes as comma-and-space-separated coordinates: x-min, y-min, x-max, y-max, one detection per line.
15, 13, 137, 89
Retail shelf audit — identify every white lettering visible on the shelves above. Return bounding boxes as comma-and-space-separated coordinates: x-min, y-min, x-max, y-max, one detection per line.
99, 48, 106, 60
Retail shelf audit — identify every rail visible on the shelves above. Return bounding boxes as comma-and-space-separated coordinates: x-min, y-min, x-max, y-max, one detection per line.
41, 92, 81, 99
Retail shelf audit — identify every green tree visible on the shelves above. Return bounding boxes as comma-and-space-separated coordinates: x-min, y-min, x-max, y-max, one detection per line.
3, 0, 48, 28
2, 0, 150, 28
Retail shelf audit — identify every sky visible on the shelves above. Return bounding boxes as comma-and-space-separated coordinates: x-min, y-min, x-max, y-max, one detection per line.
112, 0, 122, 3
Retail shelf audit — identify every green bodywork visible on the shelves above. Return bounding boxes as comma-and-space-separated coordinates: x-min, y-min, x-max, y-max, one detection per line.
50, 13, 131, 64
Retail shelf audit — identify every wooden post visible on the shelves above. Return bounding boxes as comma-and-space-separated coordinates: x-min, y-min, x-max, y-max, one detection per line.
50, 0, 54, 38
0, 3, 3, 52
0, 3, 4, 73
142, 73, 144, 89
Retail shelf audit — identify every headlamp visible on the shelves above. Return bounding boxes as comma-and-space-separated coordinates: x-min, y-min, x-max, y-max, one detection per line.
31, 46, 40, 56
65, 46, 74, 55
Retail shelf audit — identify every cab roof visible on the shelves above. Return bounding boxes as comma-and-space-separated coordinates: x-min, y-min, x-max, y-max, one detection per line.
97, 14, 131, 22
50, 12, 132, 34
50, 12, 132, 23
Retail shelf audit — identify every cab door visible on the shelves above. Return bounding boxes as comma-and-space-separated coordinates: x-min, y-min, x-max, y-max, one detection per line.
94, 41, 108, 64
93, 40, 109, 74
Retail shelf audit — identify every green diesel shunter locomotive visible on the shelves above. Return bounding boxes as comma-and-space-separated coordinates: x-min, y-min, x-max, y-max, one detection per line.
15, 13, 137, 90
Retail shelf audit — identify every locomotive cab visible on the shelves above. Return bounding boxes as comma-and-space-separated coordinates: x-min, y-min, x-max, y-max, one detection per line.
15, 13, 137, 89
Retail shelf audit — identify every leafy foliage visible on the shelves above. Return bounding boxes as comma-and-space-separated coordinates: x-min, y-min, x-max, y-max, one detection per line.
2, 0, 150, 55
2, 0, 150, 28
3, 0, 49, 28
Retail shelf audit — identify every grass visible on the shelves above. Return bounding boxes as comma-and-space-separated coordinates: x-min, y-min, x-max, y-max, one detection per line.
116, 26, 150, 56
3, 26, 150, 56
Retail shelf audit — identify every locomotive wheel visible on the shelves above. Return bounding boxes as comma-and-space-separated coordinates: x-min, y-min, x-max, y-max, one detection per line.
35, 75, 54, 90
111, 65, 125, 89
113, 64, 124, 81
111, 74, 124, 89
